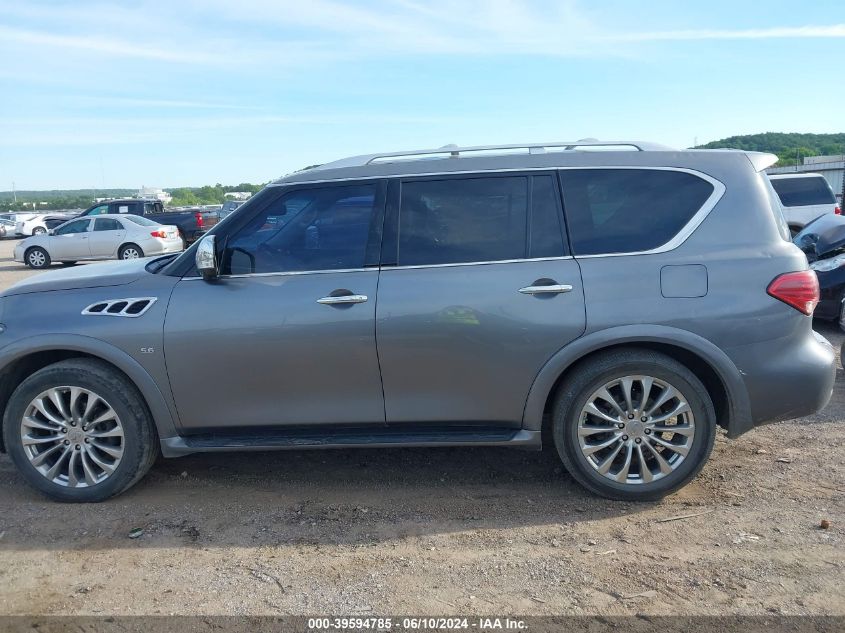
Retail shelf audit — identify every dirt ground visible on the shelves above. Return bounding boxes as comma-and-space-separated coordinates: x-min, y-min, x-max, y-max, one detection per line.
0, 238, 842, 617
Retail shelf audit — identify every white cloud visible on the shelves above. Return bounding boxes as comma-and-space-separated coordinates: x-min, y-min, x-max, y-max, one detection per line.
0, 25, 219, 63
612, 24, 845, 42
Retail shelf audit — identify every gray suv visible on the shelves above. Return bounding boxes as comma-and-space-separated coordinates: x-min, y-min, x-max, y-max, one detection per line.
0, 141, 836, 502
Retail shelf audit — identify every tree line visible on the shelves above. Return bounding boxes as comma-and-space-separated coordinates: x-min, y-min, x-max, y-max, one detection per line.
1, 183, 266, 212
696, 132, 845, 166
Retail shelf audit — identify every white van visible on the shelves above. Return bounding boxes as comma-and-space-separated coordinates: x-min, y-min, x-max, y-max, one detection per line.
769, 173, 840, 234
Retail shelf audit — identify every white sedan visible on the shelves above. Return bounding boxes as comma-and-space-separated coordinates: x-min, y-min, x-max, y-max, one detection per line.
14, 214, 51, 236
14, 214, 184, 269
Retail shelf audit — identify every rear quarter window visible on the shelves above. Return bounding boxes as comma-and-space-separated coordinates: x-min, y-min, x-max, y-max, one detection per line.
559, 169, 715, 255
770, 176, 836, 207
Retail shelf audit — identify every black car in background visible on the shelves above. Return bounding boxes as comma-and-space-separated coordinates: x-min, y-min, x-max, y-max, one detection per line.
793, 214, 845, 322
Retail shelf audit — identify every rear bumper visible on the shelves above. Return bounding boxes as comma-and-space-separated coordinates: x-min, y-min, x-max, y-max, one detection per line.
727, 329, 835, 433
144, 241, 184, 256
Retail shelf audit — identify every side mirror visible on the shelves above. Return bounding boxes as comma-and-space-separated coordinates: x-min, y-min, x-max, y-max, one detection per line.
195, 235, 218, 281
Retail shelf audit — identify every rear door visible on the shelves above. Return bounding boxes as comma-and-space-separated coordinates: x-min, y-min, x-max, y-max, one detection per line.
375, 172, 586, 428
89, 217, 127, 258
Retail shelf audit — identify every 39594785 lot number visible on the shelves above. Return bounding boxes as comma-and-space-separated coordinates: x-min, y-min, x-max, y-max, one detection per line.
307, 617, 477, 630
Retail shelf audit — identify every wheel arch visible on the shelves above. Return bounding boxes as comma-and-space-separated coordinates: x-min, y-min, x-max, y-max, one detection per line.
0, 335, 179, 453
523, 325, 753, 439
118, 242, 143, 256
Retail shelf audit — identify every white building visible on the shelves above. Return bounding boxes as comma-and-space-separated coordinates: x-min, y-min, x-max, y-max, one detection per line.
138, 186, 173, 204
767, 155, 845, 203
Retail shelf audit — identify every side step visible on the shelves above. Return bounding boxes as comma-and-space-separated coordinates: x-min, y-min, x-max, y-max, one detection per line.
160, 427, 540, 457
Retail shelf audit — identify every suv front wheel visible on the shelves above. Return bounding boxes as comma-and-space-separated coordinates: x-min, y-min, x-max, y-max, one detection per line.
3, 359, 158, 502
553, 349, 716, 501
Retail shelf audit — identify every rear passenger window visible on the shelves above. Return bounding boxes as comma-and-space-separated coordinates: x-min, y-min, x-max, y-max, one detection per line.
94, 218, 121, 231
397, 175, 565, 266
770, 177, 835, 207
560, 169, 715, 255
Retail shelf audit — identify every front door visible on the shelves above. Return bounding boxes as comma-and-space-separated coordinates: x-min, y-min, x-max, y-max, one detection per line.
163, 181, 387, 431
376, 173, 587, 427
50, 218, 93, 260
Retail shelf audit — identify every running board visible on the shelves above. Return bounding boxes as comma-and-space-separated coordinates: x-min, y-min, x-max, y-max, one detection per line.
160, 427, 540, 457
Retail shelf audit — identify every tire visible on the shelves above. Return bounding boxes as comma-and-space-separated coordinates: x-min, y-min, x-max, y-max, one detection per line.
178, 231, 187, 250
60, 261, 77, 267
24, 246, 51, 269
118, 243, 144, 260
552, 348, 716, 501
2, 359, 159, 502
838, 297, 845, 333
32, 226, 47, 236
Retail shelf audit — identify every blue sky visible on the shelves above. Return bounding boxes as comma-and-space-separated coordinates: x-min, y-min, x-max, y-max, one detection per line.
1, 0, 844, 190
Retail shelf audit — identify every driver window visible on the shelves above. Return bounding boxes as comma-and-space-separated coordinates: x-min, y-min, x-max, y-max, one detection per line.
55, 219, 91, 235
222, 184, 377, 275
88, 205, 109, 216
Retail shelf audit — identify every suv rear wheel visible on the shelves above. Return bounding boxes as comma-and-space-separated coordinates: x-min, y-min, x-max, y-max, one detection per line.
2, 359, 158, 502
553, 349, 716, 501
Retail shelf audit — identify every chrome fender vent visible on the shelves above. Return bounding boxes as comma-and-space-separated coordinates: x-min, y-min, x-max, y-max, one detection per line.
82, 297, 158, 318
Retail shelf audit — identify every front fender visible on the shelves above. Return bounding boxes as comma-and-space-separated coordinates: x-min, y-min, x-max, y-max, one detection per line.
521, 324, 753, 436
0, 334, 180, 443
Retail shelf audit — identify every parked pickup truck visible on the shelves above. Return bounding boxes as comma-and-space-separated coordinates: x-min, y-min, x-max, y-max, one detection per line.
67, 199, 214, 245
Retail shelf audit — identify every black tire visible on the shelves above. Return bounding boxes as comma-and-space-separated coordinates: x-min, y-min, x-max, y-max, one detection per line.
118, 243, 144, 260
2, 359, 159, 502
24, 246, 51, 269
178, 230, 187, 250
60, 261, 77, 266
552, 348, 716, 501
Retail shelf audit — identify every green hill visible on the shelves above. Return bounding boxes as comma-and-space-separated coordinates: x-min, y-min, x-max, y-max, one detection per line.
697, 132, 845, 166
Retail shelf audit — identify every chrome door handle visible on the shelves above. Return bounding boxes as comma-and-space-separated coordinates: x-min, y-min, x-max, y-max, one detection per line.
317, 294, 368, 305
518, 284, 573, 295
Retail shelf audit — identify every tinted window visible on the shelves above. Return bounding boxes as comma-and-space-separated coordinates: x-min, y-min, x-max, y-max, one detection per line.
144, 202, 163, 214
55, 219, 90, 235
87, 205, 109, 216
223, 184, 377, 275
560, 169, 714, 255
94, 218, 122, 231
398, 177, 529, 266
770, 177, 836, 207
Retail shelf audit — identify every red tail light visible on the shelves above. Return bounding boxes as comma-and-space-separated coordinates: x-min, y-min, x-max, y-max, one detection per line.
767, 270, 819, 315
150, 229, 167, 238
195, 211, 204, 228
835, 206, 842, 215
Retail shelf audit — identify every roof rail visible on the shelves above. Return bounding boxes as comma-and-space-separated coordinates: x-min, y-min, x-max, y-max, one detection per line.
312, 139, 674, 171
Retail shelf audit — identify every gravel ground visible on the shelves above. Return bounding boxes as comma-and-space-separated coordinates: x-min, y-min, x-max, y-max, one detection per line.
0, 237, 842, 616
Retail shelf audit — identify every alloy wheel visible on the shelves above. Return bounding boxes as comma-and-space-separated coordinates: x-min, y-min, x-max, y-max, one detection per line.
20, 387, 125, 487
122, 248, 140, 259
577, 375, 695, 485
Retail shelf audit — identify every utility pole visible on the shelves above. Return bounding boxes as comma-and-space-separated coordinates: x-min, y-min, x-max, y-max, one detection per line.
12, 182, 16, 203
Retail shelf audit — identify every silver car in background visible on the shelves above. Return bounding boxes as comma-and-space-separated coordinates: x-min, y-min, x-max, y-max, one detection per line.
13, 213, 183, 268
